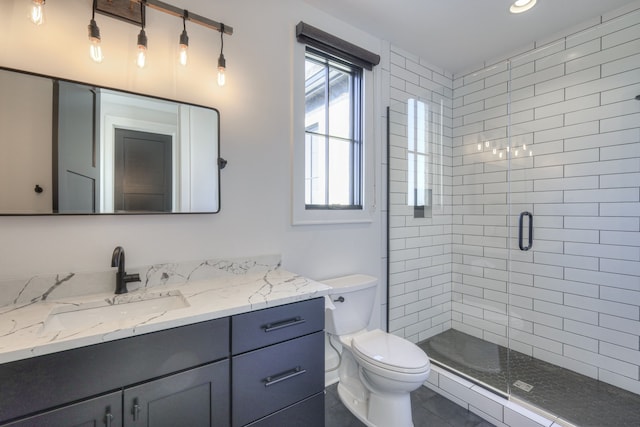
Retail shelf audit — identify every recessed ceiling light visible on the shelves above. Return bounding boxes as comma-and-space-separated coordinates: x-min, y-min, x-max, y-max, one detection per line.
510, 0, 537, 14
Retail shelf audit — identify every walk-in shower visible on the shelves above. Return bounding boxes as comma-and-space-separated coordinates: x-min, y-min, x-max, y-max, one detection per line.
387, 6, 640, 426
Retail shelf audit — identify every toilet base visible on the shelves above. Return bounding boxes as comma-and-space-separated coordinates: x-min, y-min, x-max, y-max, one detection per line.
337, 382, 374, 427
337, 382, 414, 427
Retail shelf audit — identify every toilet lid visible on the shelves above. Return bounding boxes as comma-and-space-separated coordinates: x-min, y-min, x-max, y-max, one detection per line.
351, 329, 430, 374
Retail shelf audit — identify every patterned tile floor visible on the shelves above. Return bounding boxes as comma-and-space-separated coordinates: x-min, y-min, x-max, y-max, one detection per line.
419, 329, 640, 427
325, 382, 494, 427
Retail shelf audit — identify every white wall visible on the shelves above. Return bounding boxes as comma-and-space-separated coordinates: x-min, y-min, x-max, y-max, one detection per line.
0, 0, 385, 329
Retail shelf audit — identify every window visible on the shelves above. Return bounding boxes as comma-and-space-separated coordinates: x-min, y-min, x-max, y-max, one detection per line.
304, 48, 362, 209
293, 21, 379, 225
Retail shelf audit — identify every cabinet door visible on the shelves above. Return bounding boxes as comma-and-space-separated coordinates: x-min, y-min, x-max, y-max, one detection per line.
2, 391, 121, 427
123, 361, 229, 427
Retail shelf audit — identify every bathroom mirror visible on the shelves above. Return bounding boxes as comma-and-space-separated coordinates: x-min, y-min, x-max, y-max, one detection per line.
0, 67, 221, 215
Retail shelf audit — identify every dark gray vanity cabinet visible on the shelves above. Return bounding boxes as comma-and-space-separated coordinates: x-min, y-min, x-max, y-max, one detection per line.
123, 361, 229, 427
231, 298, 325, 427
0, 297, 325, 427
0, 318, 230, 427
2, 392, 123, 427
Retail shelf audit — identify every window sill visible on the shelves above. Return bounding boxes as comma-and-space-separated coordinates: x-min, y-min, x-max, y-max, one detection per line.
291, 206, 374, 226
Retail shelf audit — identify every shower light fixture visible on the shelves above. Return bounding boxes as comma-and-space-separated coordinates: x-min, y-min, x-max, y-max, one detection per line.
178, 12, 189, 66
88, 0, 104, 63
510, 0, 537, 14
29, 0, 45, 26
217, 23, 226, 86
136, 2, 148, 68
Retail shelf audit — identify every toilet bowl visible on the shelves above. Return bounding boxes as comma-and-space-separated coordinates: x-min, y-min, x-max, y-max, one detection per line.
324, 275, 430, 427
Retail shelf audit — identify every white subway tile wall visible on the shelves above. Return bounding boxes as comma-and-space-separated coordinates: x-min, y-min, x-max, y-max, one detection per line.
388, 44, 455, 344
388, 5, 640, 400
452, 7, 640, 396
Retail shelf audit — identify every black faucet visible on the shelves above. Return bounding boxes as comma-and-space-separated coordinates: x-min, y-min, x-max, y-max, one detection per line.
111, 246, 141, 294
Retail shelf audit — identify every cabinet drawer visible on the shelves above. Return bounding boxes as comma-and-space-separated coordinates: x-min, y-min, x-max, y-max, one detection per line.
232, 297, 323, 355
244, 392, 324, 427
231, 331, 324, 427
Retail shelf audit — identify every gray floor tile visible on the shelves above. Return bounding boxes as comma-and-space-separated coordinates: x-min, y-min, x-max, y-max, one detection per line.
325, 383, 493, 427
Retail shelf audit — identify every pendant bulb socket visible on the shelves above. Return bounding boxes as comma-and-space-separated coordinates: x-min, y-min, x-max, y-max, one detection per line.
137, 29, 148, 49
88, 19, 100, 40
180, 29, 189, 47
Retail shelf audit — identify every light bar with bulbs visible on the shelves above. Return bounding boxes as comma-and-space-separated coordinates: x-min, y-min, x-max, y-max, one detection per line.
33, 0, 233, 87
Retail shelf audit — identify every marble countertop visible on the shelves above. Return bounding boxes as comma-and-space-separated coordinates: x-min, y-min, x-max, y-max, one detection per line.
0, 268, 330, 364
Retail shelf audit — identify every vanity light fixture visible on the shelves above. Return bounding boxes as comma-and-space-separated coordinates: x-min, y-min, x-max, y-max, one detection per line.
178, 11, 189, 66
136, 1, 148, 68
510, 0, 537, 14
88, 0, 104, 63
29, 0, 45, 26
27, 1, 233, 85
217, 23, 226, 86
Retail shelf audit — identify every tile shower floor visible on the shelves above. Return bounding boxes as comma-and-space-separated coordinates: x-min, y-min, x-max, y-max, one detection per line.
419, 329, 640, 427
325, 382, 494, 427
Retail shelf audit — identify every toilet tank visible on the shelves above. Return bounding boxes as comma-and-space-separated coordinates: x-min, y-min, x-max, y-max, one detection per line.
323, 274, 377, 336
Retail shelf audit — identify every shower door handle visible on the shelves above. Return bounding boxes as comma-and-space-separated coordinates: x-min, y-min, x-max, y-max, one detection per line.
519, 211, 533, 251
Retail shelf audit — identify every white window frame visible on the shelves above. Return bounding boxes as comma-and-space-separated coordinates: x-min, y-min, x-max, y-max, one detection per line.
292, 39, 376, 226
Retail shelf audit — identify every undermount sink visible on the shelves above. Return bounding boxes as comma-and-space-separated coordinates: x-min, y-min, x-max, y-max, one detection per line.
41, 290, 189, 333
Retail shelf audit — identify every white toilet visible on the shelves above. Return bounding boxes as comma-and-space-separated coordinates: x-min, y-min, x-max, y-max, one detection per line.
324, 274, 430, 427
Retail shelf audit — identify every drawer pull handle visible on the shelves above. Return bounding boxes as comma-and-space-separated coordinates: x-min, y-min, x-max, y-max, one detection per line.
263, 316, 305, 332
104, 407, 113, 427
132, 398, 141, 421
264, 366, 307, 387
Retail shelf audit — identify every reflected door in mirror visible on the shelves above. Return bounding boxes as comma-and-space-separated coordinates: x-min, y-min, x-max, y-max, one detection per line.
114, 129, 172, 212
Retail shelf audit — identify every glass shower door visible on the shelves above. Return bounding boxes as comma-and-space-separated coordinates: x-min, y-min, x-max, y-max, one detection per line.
505, 18, 640, 423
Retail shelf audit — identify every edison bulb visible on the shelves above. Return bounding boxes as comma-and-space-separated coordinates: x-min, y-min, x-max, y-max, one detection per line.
30, 0, 45, 26
217, 53, 226, 87
137, 45, 147, 68
136, 29, 148, 69
179, 44, 188, 66
88, 19, 103, 63
89, 39, 104, 63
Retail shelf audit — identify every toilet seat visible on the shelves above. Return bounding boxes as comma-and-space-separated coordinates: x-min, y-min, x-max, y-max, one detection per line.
351, 329, 430, 375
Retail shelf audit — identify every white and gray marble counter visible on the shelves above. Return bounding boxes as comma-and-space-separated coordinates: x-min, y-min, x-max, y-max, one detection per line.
0, 255, 330, 364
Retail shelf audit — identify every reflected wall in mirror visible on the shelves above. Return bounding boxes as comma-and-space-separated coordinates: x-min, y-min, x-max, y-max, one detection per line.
0, 67, 220, 215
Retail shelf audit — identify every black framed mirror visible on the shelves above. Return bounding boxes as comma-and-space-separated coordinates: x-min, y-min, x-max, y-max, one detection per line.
0, 67, 221, 215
